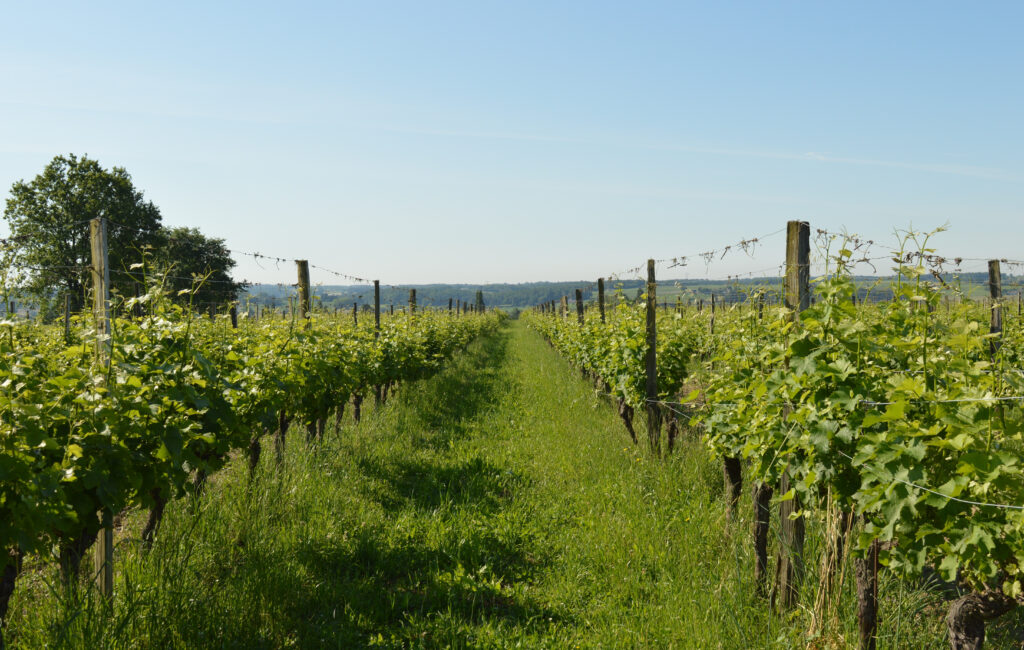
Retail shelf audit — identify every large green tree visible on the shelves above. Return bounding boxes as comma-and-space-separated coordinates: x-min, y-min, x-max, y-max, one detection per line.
154, 227, 247, 309
2, 154, 163, 313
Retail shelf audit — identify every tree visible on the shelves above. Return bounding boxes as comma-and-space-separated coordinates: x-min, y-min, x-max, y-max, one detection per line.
154, 226, 246, 309
2, 154, 163, 315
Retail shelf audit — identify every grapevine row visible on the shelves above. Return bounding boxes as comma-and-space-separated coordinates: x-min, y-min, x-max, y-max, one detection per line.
0, 275, 502, 639
526, 222, 1024, 649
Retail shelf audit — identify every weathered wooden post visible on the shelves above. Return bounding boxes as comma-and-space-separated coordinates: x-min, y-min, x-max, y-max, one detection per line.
374, 281, 381, 332
775, 220, 809, 610
90, 218, 114, 600
644, 259, 660, 456
63, 293, 71, 341
561, 295, 568, 319
132, 282, 143, 319
598, 278, 606, 323
296, 260, 311, 329
989, 260, 1002, 356
353, 302, 358, 327
409, 289, 416, 314
710, 292, 716, 335
575, 289, 584, 325
230, 305, 238, 329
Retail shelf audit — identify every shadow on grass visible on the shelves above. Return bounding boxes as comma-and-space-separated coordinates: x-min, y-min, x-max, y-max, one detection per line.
279, 522, 557, 647
396, 327, 512, 451
356, 455, 524, 515
151, 514, 558, 648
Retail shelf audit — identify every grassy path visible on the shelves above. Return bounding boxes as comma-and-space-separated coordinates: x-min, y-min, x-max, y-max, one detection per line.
7, 320, 950, 648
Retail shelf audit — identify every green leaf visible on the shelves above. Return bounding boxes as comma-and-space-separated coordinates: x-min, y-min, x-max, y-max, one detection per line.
939, 555, 959, 582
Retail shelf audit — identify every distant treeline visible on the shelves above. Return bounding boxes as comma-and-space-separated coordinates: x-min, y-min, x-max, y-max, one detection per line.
241, 272, 1021, 310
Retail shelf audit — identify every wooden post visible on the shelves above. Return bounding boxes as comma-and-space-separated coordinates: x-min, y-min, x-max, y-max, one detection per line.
374, 281, 381, 334
710, 292, 716, 335
448, 297, 453, 314
132, 282, 142, 319
390, 303, 394, 316
575, 289, 584, 325
989, 260, 1002, 356
856, 521, 880, 650
409, 289, 416, 314
89, 218, 114, 600
775, 220, 809, 611
598, 278, 606, 323
229, 305, 238, 329
296, 260, 311, 328
351, 302, 356, 326
644, 259, 660, 455
63, 293, 71, 341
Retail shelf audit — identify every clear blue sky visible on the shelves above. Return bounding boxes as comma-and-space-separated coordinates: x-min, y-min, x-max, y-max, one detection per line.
2, 2, 1022, 285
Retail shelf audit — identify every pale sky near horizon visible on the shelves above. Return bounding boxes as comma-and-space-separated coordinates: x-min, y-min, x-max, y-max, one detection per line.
1, 2, 1022, 286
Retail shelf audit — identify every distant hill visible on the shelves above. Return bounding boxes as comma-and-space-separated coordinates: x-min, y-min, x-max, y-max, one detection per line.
241, 272, 1020, 310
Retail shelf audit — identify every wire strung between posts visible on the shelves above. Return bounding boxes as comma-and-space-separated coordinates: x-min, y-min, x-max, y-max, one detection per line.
602, 226, 789, 282
229, 251, 401, 289
648, 393, 1024, 410
108, 268, 249, 286
656, 226, 787, 269
308, 263, 373, 285
3, 219, 395, 291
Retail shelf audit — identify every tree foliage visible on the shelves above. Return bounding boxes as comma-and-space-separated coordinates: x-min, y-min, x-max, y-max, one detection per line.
154, 227, 246, 309
2, 154, 162, 313
2, 154, 245, 316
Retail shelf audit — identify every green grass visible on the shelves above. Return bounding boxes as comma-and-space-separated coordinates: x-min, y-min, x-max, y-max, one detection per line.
4, 320, 979, 648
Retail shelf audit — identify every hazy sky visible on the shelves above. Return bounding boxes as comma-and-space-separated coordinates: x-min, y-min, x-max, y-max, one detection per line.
2, 2, 1022, 285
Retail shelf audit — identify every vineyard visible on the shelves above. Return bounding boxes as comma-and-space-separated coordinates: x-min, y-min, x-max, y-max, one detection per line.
2, 218, 1024, 648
